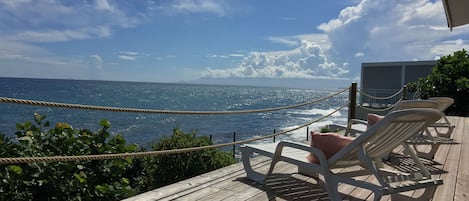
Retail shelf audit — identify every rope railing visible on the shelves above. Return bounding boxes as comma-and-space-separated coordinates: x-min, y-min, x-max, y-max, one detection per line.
357, 96, 404, 112
357, 87, 404, 100
0, 103, 347, 164
0, 88, 347, 115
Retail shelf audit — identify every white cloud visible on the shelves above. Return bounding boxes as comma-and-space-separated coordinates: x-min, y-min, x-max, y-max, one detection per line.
206, 53, 245, 58
267, 37, 299, 47
118, 55, 137, 61
316, 0, 469, 75
119, 51, 140, 56
430, 39, 469, 55
10, 27, 111, 42
267, 34, 330, 49
202, 40, 348, 79
90, 54, 104, 71
228, 53, 245, 57
201, 0, 469, 81
0, 0, 143, 43
94, 0, 114, 12
117, 51, 148, 61
160, 0, 232, 16
156, 55, 176, 61
355, 52, 365, 57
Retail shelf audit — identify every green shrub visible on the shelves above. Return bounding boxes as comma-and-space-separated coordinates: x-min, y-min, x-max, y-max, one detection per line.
140, 128, 236, 190
320, 126, 341, 133
407, 49, 469, 116
0, 113, 141, 201
0, 114, 237, 200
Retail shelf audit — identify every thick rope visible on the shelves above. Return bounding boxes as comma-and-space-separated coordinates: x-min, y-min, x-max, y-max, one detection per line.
358, 88, 404, 100
0, 88, 347, 115
0, 104, 347, 164
357, 96, 404, 112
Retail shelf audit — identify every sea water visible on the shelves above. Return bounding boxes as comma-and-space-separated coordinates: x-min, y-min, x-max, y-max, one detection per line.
0, 77, 349, 148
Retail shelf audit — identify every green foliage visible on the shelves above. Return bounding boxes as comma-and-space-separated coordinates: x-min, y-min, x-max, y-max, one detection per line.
140, 128, 236, 190
0, 114, 237, 200
407, 49, 469, 116
0, 114, 141, 201
320, 126, 341, 133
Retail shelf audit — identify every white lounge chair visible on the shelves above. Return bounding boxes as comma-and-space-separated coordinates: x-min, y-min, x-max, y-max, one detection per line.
345, 100, 440, 136
346, 99, 456, 160
427, 97, 455, 138
240, 108, 443, 201
391, 98, 455, 138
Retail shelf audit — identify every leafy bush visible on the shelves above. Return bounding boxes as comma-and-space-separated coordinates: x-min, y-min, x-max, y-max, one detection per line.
0, 114, 237, 200
0, 113, 141, 201
407, 49, 469, 116
140, 128, 236, 190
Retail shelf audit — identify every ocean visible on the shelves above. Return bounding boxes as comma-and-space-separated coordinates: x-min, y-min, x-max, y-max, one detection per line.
0, 77, 349, 148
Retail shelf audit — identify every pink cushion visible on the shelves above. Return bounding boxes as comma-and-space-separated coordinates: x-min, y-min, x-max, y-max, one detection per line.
367, 114, 384, 127
306, 132, 354, 164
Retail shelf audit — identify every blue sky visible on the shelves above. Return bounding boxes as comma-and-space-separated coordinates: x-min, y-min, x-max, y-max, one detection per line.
1, 0, 469, 88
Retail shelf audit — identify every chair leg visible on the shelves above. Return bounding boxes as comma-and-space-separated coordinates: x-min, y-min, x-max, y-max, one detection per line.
402, 144, 432, 178
435, 124, 454, 138
414, 144, 439, 160
373, 191, 383, 201
265, 154, 280, 178
240, 147, 268, 185
323, 172, 343, 201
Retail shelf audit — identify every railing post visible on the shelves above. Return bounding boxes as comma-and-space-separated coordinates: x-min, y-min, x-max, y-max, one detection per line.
306, 127, 309, 141
402, 85, 408, 100
273, 129, 276, 143
349, 82, 357, 122
232, 132, 236, 158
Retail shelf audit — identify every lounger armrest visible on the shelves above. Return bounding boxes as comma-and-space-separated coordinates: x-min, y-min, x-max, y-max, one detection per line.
345, 118, 368, 136
350, 119, 368, 125
275, 141, 329, 167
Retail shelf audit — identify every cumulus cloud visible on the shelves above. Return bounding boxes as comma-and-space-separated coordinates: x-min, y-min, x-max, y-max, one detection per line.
202, 40, 348, 79
203, 0, 469, 80
318, 0, 469, 73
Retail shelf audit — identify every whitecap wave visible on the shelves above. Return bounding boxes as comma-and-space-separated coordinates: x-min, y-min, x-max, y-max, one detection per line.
289, 108, 342, 117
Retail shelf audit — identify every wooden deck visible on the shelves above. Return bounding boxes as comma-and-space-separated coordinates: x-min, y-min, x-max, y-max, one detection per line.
124, 116, 468, 201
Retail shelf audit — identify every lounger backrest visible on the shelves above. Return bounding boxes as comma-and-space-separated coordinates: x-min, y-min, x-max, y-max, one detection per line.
391, 100, 440, 111
329, 108, 442, 166
428, 97, 454, 112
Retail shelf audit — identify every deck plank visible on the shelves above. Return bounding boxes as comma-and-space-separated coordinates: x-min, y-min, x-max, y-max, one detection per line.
454, 117, 468, 201
124, 116, 467, 201
432, 116, 463, 201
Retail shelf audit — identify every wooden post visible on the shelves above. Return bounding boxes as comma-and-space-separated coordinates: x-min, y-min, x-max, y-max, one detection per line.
306, 127, 309, 141
232, 132, 236, 158
349, 82, 357, 122
273, 129, 276, 143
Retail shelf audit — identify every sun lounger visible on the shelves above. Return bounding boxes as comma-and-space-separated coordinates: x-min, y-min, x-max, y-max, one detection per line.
346, 99, 456, 160
241, 108, 443, 201
427, 97, 455, 138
